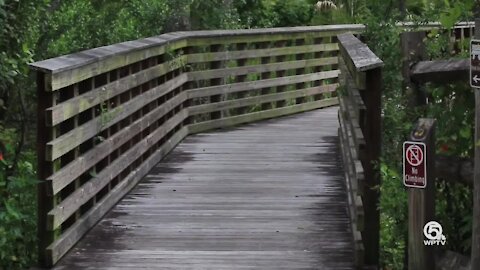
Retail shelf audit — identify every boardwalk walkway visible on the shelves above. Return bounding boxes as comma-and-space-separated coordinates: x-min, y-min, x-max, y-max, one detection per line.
53, 107, 354, 269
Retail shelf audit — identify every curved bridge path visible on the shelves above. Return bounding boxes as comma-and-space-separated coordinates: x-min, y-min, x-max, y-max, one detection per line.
53, 107, 354, 269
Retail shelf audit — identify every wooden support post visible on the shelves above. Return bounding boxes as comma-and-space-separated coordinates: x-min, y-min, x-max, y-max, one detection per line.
407, 118, 436, 270
363, 67, 382, 267
400, 32, 427, 107
37, 72, 52, 267
471, 17, 480, 270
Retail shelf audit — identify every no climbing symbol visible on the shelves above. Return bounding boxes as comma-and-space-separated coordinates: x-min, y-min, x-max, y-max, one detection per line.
406, 144, 423, 167
403, 141, 427, 188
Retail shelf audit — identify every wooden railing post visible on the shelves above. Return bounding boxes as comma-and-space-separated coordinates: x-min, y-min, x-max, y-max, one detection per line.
337, 33, 383, 269
363, 66, 382, 267
407, 118, 436, 270
36, 71, 53, 267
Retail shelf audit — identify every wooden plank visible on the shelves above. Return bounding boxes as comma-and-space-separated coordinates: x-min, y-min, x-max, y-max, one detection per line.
362, 67, 382, 267
47, 57, 187, 126
410, 59, 468, 84
187, 44, 338, 63
46, 127, 189, 265
36, 71, 55, 267
47, 92, 188, 195
52, 107, 355, 269
47, 110, 188, 229
46, 74, 188, 161
187, 71, 340, 99
188, 99, 338, 134
338, 104, 365, 197
188, 58, 338, 81
339, 43, 366, 90
30, 25, 363, 75
338, 95, 365, 160
33, 39, 188, 91
188, 85, 337, 115
337, 34, 383, 72
338, 124, 364, 268
186, 26, 365, 46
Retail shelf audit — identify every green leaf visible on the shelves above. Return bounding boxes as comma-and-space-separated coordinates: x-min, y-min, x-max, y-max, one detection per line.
459, 127, 471, 139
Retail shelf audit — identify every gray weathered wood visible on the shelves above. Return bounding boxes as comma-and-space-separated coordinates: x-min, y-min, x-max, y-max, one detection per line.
188, 58, 338, 82
187, 71, 339, 99
46, 58, 187, 126
408, 118, 436, 270
188, 99, 338, 134
46, 74, 188, 161
47, 92, 188, 195
47, 110, 188, 229
188, 85, 337, 116
337, 34, 384, 72
46, 127, 189, 265
51, 108, 355, 269
410, 59, 468, 84
187, 44, 338, 63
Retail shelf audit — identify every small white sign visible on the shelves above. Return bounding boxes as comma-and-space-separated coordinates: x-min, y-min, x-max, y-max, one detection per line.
423, 221, 446, 246
470, 39, 480, 88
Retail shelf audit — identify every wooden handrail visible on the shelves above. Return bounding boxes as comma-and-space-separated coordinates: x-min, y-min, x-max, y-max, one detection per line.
337, 33, 383, 269
30, 24, 365, 267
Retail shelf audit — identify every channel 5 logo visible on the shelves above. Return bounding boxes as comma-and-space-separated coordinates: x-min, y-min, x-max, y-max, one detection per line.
423, 221, 446, 246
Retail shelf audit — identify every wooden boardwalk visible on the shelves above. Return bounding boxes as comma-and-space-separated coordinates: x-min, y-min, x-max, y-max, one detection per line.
53, 107, 354, 269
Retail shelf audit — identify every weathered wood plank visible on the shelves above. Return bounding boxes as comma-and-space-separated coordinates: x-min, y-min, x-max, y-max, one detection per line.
46, 127, 189, 265
187, 71, 340, 99
188, 99, 338, 134
188, 58, 338, 81
46, 74, 188, 161
338, 106, 365, 197
338, 121, 365, 268
47, 92, 188, 195
47, 57, 187, 126
187, 44, 338, 63
337, 33, 384, 72
33, 39, 188, 91
47, 110, 188, 229
187, 26, 364, 46
52, 107, 355, 269
338, 95, 365, 160
188, 85, 337, 115
410, 59, 468, 84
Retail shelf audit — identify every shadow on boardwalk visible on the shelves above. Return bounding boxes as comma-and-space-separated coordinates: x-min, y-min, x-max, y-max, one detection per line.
53, 106, 354, 270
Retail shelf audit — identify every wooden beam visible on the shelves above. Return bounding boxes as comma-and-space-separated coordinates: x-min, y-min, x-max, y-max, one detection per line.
410, 59, 469, 84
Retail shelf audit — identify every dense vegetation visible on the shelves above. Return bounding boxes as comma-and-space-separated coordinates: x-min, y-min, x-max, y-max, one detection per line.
0, 0, 477, 269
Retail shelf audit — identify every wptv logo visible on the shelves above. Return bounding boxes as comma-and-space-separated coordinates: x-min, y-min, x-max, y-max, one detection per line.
423, 221, 446, 246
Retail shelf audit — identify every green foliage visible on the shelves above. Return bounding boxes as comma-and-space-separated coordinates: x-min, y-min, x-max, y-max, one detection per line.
0, 125, 37, 269
271, 0, 314, 27
359, 0, 476, 268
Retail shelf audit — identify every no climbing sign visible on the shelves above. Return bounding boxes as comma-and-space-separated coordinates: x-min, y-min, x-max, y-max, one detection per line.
403, 141, 427, 188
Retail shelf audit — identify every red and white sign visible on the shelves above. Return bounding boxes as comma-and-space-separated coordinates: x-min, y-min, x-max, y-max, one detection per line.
403, 141, 427, 188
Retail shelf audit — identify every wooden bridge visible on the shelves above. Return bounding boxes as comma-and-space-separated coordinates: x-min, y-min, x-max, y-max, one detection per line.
30, 25, 385, 269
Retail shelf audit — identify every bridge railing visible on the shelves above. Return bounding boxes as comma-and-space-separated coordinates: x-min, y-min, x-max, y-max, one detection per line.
30, 24, 365, 266
337, 33, 384, 268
